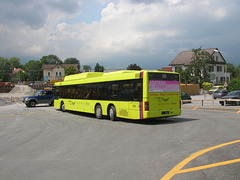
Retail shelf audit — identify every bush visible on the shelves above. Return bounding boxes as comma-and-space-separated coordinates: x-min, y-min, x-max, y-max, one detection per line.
227, 78, 240, 92
202, 82, 212, 91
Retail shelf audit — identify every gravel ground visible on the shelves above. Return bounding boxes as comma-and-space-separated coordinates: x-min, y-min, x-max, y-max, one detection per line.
0, 85, 36, 105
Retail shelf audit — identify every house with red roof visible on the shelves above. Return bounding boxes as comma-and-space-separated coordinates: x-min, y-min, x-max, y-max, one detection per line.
169, 48, 230, 85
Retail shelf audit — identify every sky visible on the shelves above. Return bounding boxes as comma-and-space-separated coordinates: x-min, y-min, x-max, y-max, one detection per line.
0, 0, 240, 70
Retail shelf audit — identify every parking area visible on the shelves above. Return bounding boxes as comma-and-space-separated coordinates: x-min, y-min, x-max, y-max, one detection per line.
0, 102, 239, 180
182, 94, 240, 109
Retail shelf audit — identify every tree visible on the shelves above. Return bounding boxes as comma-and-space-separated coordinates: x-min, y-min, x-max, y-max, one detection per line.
16, 70, 25, 82
0, 57, 11, 81
94, 63, 104, 72
40, 55, 62, 65
24, 60, 42, 81
64, 57, 80, 70
176, 67, 191, 84
227, 63, 237, 79
188, 47, 215, 84
227, 78, 240, 92
64, 66, 79, 76
83, 65, 91, 72
9, 57, 21, 70
126, 64, 142, 70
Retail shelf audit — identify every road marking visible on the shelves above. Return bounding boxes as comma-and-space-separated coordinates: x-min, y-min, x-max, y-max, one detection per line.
177, 158, 240, 174
161, 140, 240, 180
182, 106, 240, 114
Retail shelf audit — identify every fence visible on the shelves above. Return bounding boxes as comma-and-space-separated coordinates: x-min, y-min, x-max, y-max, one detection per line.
181, 99, 240, 107
0, 85, 15, 93
181, 84, 200, 95
29, 84, 54, 90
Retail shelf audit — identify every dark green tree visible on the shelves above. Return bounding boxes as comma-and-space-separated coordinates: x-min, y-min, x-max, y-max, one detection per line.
83, 65, 91, 72
188, 47, 215, 84
126, 64, 142, 70
64, 57, 80, 70
227, 63, 237, 79
16, 70, 26, 82
176, 67, 191, 84
0, 57, 11, 81
64, 66, 79, 76
24, 60, 42, 81
40, 55, 62, 65
227, 78, 240, 91
9, 57, 21, 70
94, 63, 104, 72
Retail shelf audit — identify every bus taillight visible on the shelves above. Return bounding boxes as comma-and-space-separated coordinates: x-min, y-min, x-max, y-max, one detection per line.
145, 102, 149, 111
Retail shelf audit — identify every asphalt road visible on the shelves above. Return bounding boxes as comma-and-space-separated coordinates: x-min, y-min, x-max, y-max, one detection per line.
0, 103, 239, 180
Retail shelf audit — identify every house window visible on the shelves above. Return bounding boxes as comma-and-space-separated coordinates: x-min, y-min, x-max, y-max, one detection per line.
216, 56, 218, 61
48, 72, 50, 76
209, 66, 214, 72
217, 66, 222, 72
59, 72, 62, 76
175, 67, 180, 72
220, 77, 225, 83
58, 67, 60, 69
56, 72, 58, 76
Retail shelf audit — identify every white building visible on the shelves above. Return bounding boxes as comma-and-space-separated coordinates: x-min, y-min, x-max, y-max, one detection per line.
169, 48, 230, 85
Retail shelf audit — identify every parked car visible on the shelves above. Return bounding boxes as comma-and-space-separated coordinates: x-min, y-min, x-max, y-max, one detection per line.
209, 85, 224, 94
22, 89, 54, 107
181, 91, 191, 103
219, 90, 240, 106
213, 89, 228, 99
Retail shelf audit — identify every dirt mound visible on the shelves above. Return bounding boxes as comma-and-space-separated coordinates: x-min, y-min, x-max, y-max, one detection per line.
0, 85, 36, 104
9, 85, 36, 96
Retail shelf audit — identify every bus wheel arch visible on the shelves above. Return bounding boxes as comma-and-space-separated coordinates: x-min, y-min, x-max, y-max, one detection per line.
95, 103, 102, 119
60, 101, 66, 112
108, 104, 117, 121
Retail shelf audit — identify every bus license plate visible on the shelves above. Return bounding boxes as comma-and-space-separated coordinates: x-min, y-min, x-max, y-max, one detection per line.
162, 111, 169, 115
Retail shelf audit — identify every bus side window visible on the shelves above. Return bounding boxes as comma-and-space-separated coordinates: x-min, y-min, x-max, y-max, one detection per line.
111, 83, 119, 100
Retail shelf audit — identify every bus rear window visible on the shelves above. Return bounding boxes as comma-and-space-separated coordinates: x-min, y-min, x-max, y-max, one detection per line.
148, 73, 179, 92
149, 73, 179, 81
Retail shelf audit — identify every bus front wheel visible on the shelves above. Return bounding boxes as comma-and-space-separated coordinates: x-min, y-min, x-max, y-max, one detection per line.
60, 102, 66, 112
109, 105, 117, 121
95, 105, 102, 119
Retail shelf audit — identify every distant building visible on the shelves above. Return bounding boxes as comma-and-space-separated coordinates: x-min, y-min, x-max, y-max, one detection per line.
161, 67, 172, 72
42, 64, 78, 82
169, 48, 230, 85
9, 68, 25, 82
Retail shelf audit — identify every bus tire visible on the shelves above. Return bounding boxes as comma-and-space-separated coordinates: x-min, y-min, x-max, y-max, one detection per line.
109, 105, 117, 121
60, 102, 66, 112
95, 105, 102, 119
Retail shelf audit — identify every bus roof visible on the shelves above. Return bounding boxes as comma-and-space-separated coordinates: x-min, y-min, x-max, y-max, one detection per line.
55, 70, 177, 86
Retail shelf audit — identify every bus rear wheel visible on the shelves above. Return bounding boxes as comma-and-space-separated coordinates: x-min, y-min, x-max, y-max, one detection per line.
95, 105, 102, 119
109, 105, 116, 121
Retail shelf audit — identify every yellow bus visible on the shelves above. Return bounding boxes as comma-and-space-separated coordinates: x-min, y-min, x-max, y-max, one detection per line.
54, 70, 181, 120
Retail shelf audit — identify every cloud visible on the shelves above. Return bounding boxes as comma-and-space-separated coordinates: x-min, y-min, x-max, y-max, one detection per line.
0, 0, 239, 69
